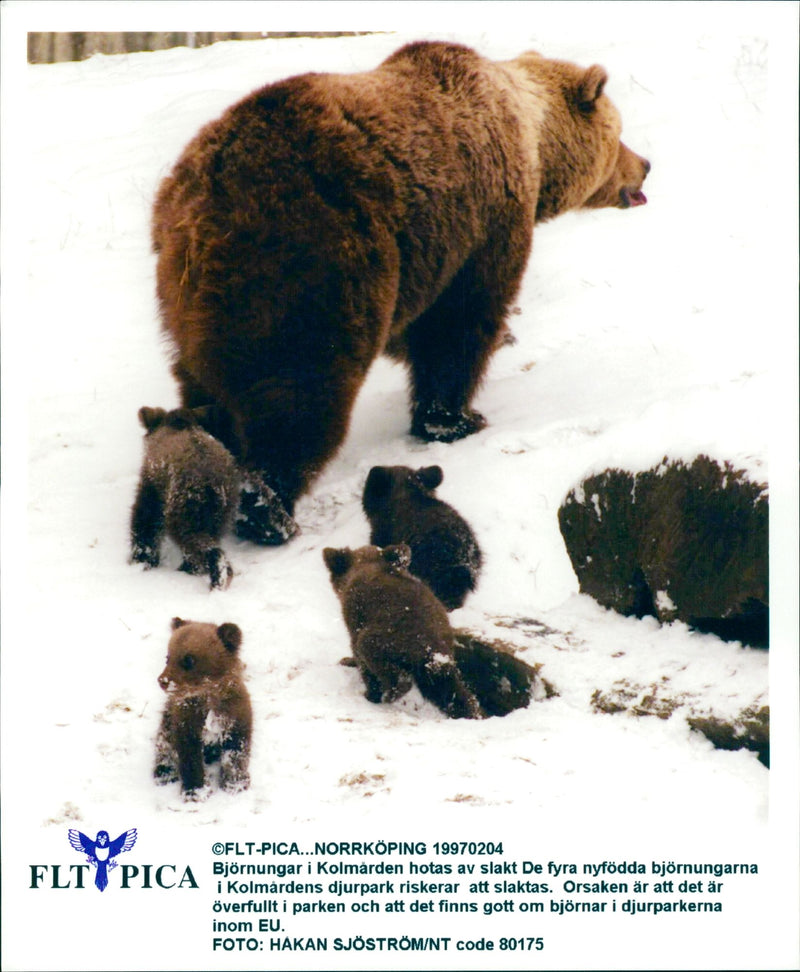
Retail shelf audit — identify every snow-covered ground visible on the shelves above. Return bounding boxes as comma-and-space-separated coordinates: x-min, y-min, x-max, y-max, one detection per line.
2, 3, 798, 971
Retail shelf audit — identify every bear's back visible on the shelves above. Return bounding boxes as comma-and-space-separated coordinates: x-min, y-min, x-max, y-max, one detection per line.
154, 42, 535, 334
144, 425, 237, 492
340, 560, 452, 646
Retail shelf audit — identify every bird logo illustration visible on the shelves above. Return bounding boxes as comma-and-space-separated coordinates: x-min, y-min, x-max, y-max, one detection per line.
67, 828, 138, 891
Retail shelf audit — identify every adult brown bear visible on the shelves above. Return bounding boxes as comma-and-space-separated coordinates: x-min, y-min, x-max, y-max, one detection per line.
153, 41, 649, 543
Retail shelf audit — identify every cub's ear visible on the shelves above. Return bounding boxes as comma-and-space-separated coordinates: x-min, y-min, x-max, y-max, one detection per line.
416, 465, 443, 490
164, 408, 196, 431
217, 622, 242, 653
139, 406, 167, 431
363, 466, 392, 505
323, 547, 352, 578
383, 544, 412, 569
576, 64, 608, 111
171, 617, 188, 630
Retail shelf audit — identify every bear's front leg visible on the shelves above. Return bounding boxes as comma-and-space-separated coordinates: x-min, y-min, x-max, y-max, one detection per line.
404, 234, 528, 442
153, 723, 179, 784
411, 405, 488, 443
171, 698, 208, 797
219, 742, 251, 793
404, 286, 496, 443
177, 738, 206, 798
236, 474, 300, 546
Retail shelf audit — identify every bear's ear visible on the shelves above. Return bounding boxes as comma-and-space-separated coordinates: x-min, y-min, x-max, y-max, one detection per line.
217, 622, 242, 653
139, 406, 167, 431
363, 466, 392, 505
416, 466, 443, 490
164, 408, 196, 431
171, 617, 188, 630
383, 544, 412, 569
323, 547, 352, 578
576, 64, 608, 112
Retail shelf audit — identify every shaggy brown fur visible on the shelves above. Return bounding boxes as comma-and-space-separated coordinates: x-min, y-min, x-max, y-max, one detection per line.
362, 464, 482, 610
154, 618, 252, 797
323, 544, 483, 719
130, 406, 239, 589
153, 41, 649, 542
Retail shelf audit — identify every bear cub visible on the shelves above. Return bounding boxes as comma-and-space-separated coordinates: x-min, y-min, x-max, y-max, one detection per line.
362, 465, 482, 610
323, 544, 483, 719
130, 406, 239, 589
154, 617, 252, 798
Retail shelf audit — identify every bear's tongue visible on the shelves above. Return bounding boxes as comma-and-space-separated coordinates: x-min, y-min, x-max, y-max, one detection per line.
628, 189, 647, 207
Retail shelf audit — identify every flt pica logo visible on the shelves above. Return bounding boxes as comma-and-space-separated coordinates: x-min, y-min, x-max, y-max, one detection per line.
29, 827, 198, 891
68, 828, 138, 891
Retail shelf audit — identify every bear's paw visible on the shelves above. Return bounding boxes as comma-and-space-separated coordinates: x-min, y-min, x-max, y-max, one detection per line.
411, 407, 487, 443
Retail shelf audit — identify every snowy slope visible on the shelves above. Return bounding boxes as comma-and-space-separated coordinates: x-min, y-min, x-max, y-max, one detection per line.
2, 7, 798, 972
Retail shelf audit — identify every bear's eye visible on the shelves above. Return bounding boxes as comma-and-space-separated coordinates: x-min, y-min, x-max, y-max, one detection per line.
180, 654, 196, 671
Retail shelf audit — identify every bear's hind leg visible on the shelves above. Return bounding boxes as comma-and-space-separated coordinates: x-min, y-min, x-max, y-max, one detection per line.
206, 548, 234, 590
416, 658, 484, 719
356, 636, 414, 704
233, 369, 368, 544
170, 486, 234, 588
357, 664, 385, 704
177, 544, 233, 590
131, 479, 164, 568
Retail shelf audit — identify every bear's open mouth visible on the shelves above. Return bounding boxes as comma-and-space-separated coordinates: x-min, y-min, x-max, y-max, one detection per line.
621, 187, 648, 208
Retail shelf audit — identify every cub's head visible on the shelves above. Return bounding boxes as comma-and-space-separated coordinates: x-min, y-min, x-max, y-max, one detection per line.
138, 405, 231, 437
158, 617, 243, 692
138, 406, 202, 437
323, 544, 412, 593
362, 465, 444, 515
511, 52, 649, 220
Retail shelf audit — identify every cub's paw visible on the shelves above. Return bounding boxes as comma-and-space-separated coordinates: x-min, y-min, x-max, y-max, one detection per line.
206, 548, 234, 590
130, 544, 160, 568
154, 762, 179, 786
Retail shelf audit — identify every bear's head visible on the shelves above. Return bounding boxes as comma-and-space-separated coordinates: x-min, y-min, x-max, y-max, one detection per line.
158, 617, 243, 693
363, 465, 444, 514
139, 406, 201, 435
323, 543, 412, 593
511, 53, 650, 222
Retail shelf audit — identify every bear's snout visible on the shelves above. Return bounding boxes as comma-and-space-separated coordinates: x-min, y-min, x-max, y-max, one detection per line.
582, 141, 650, 211
617, 145, 650, 208
158, 672, 172, 692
